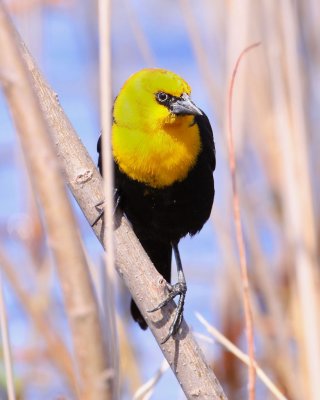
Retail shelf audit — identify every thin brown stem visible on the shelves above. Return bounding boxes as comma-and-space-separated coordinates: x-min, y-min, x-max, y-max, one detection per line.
227, 42, 260, 400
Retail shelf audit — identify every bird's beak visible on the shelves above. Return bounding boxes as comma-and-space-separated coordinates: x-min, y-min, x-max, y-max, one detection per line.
170, 93, 203, 116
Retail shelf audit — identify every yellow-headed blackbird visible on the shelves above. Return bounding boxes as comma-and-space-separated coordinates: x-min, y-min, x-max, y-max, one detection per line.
97, 68, 215, 343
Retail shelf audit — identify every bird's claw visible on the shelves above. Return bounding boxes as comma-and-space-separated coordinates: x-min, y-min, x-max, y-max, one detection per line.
91, 190, 121, 227
91, 200, 105, 227
148, 281, 187, 344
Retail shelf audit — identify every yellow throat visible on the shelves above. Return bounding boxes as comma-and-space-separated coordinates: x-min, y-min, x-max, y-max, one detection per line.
112, 68, 201, 189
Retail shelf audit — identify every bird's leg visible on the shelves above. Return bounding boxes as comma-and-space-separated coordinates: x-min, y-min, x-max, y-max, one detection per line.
91, 200, 105, 227
91, 189, 120, 227
148, 241, 187, 344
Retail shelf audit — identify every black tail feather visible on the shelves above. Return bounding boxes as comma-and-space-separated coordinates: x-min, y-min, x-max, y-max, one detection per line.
131, 299, 148, 330
130, 237, 172, 329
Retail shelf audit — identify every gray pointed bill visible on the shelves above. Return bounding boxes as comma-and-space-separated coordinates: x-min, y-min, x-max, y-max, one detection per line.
170, 93, 203, 116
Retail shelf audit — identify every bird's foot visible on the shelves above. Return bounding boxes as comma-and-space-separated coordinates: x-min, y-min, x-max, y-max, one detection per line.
91, 200, 105, 227
91, 189, 121, 227
148, 281, 187, 344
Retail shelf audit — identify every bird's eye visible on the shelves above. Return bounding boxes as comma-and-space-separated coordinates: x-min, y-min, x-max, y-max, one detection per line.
156, 92, 168, 103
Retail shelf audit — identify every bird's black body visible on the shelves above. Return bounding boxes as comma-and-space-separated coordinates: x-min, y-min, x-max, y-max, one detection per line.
97, 112, 215, 329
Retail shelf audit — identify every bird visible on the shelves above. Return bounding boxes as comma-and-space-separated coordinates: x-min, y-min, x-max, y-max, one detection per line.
96, 68, 215, 343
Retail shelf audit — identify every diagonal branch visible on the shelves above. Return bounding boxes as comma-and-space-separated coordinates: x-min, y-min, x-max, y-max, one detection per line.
0, 3, 110, 399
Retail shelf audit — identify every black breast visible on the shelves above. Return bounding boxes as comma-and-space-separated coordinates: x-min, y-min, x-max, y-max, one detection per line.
108, 112, 216, 244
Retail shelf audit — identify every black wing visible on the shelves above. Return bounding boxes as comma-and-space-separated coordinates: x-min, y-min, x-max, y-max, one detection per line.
196, 112, 216, 172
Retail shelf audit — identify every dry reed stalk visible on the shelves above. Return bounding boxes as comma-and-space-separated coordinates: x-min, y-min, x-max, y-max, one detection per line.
0, 247, 77, 394
0, 3, 110, 399
210, 211, 245, 387
179, 0, 222, 118
227, 43, 260, 400
238, 3, 284, 208
133, 359, 169, 400
279, 3, 320, 398
225, 0, 251, 153
0, 271, 16, 400
236, 3, 298, 395
116, 316, 142, 395
196, 313, 288, 400
262, 7, 305, 395
11, 10, 228, 400
98, 0, 119, 398
263, 1, 320, 398
123, 0, 155, 66
242, 199, 296, 398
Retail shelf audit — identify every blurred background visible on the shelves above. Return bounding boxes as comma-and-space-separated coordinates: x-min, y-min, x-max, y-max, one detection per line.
0, 0, 320, 399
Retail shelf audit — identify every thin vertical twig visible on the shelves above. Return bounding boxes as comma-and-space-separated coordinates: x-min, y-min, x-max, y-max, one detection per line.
98, 0, 118, 397
227, 42, 260, 400
0, 272, 16, 400
179, 0, 222, 118
123, 0, 155, 66
98, 0, 114, 300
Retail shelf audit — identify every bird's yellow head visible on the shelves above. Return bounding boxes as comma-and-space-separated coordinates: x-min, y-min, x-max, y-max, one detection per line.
113, 69, 201, 130
112, 68, 203, 188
